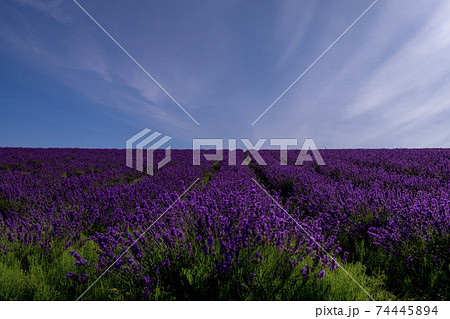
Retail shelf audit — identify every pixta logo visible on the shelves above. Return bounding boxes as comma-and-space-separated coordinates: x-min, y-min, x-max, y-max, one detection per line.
193, 138, 325, 166
126, 128, 172, 175
127, 129, 325, 174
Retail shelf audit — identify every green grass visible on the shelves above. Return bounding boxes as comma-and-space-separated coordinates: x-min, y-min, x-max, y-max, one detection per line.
0, 234, 396, 300
339, 235, 450, 300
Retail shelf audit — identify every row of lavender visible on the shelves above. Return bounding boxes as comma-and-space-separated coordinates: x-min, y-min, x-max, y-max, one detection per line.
0, 148, 216, 299
70, 151, 344, 299
0, 148, 208, 253
254, 149, 450, 299
0, 148, 350, 300
0, 148, 448, 299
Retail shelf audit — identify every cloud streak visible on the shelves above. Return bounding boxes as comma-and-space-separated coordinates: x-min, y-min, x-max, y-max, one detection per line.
252, 0, 450, 148
1, 0, 449, 148
1, 0, 207, 136
341, 1, 450, 146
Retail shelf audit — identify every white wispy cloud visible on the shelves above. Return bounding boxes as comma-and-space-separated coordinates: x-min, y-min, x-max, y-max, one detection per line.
275, 0, 316, 67
16, 0, 74, 23
341, 0, 450, 146
0, 0, 205, 135
3, 0, 449, 148
252, 0, 450, 148
346, 2, 450, 117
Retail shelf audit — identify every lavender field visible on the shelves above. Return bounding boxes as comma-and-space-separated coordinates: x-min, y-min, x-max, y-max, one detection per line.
0, 148, 448, 300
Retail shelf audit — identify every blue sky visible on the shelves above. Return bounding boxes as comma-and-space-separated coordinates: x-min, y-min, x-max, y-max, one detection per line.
1, 0, 449, 149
